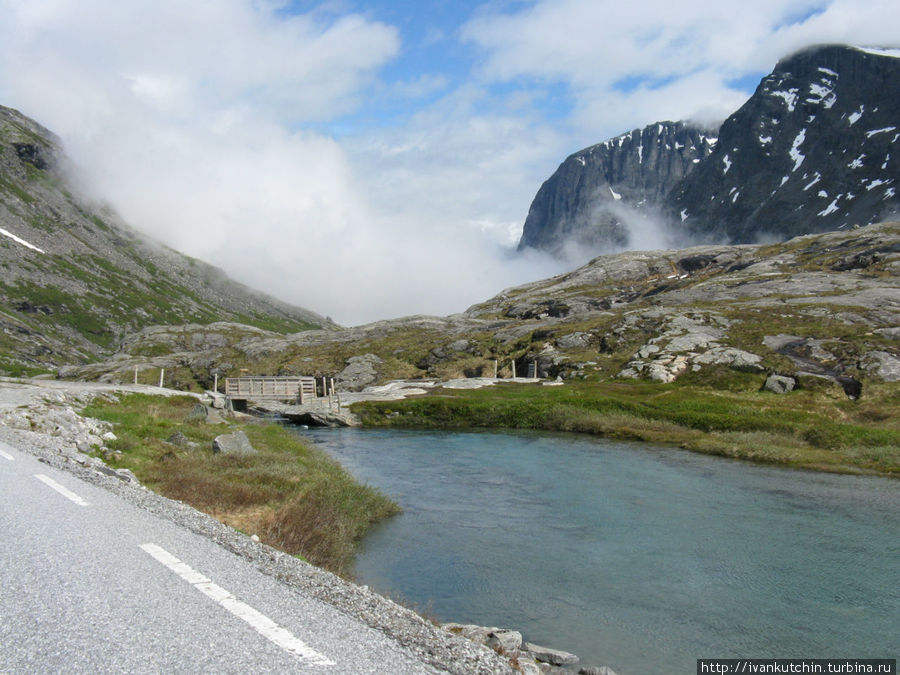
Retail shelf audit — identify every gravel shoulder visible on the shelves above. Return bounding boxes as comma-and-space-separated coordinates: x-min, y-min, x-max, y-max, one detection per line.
0, 377, 516, 675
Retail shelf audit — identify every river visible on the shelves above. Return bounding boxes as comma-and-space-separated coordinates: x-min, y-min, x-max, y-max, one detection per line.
295, 427, 899, 674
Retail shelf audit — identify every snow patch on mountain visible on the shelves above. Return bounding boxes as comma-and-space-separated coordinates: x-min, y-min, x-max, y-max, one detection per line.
0, 227, 45, 253
789, 130, 807, 171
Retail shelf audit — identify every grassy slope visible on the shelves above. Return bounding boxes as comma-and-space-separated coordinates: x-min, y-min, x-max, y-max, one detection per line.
82, 393, 398, 577
352, 379, 900, 476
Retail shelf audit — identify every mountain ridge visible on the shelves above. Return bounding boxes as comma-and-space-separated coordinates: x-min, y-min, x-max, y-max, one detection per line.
0, 104, 334, 375
519, 44, 900, 255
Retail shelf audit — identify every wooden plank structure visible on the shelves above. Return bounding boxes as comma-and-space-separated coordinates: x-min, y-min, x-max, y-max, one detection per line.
225, 376, 316, 402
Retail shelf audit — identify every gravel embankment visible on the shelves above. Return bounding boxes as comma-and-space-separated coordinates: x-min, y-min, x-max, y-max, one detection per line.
0, 377, 516, 675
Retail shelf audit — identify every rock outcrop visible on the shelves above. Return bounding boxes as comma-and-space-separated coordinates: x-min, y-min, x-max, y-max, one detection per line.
518, 121, 715, 254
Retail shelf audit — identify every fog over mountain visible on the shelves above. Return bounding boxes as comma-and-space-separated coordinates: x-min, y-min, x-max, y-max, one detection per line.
1, 1, 898, 323
519, 45, 900, 259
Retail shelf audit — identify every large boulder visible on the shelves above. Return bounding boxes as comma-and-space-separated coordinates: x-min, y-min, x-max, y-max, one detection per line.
764, 374, 796, 394
336, 354, 382, 391
212, 430, 256, 455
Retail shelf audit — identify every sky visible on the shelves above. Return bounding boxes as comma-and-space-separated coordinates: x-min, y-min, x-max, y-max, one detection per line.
1, 0, 898, 325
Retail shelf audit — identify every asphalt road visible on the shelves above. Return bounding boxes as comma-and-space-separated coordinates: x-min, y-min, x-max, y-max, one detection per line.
0, 439, 438, 674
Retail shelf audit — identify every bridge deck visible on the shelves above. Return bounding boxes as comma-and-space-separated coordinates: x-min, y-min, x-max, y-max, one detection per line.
224, 376, 317, 401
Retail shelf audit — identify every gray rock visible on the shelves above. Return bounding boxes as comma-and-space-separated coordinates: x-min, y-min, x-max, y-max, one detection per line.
446, 339, 471, 353
523, 642, 579, 667
516, 661, 543, 675
646, 358, 686, 383
764, 374, 796, 394
533, 344, 567, 378
114, 468, 139, 484
694, 347, 764, 372
442, 623, 522, 655
579, 667, 619, 675
556, 332, 593, 349
166, 431, 190, 447
485, 629, 522, 654
187, 403, 209, 421
666, 331, 720, 352
336, 354, 382, 391
874, 327, 900, 341
212, 430, 256, 455
637, 344, 661, 359
858, 351, 900, 381
205, 408, 227, 425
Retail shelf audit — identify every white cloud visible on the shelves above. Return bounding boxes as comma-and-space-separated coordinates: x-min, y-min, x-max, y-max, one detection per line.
1, 0, 897, 325
462, 0, 900, 139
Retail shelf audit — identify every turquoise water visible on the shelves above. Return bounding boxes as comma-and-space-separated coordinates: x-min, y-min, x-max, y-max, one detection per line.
297, 428, 899, 674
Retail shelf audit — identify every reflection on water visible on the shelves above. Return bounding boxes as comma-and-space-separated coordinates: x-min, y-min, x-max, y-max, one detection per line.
296, 427, 900, 674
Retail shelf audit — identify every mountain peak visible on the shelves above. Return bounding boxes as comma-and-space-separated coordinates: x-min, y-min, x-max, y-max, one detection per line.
519, 43, 900, 255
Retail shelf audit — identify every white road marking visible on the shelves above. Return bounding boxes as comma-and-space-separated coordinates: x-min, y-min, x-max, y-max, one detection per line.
140, 543, 334, 666
0, 449, 14, 461
35, 474, 89, 506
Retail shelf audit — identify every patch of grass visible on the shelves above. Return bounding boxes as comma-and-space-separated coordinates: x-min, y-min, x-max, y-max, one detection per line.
82, 394, 399, 576
352, 380, 900, 476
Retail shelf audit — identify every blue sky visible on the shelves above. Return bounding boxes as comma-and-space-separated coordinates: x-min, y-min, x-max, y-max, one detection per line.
1, 0, 897, 324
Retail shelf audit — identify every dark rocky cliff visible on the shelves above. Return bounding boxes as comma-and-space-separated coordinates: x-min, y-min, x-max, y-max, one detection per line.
520, 44, 900, 254
518, 121, 716, 253
670, 44, 900, 242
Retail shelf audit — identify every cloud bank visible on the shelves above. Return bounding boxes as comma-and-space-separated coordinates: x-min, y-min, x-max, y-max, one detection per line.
0, 0, 897, 324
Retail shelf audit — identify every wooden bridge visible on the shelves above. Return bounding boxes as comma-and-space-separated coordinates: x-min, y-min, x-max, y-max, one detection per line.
225, 376, 317, 402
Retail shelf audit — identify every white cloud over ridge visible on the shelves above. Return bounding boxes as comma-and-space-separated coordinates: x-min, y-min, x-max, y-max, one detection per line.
0, 0, 897, 324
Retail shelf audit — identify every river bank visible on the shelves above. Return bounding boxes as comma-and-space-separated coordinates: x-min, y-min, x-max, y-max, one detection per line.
0, 377, 518, 675
299, 425, 900, 674
350, 378, 900, 477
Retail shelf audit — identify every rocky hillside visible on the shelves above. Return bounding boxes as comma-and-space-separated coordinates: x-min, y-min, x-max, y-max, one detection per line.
520, 44, 900, 255
66, 221, 900, 400
0, 105, 333, 375
670, 44, 900, 242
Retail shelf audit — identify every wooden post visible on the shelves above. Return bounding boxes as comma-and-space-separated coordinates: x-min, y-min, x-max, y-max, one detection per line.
329, 378, 335, 396
511, 360, 516, 378
134, 366, 138, 385
158, 368, 164, 387
213, 373, 218, 393
493, 360, 498, 379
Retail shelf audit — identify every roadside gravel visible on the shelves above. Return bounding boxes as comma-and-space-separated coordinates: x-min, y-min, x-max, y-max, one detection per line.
0, 377, 516, 675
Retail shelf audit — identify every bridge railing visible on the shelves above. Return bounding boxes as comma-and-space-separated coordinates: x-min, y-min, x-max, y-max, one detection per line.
224, 376, 317, 401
